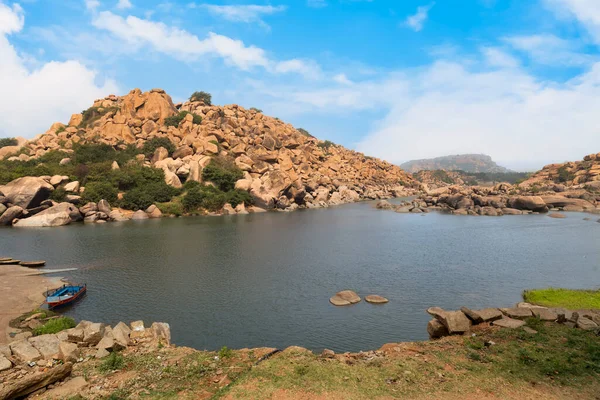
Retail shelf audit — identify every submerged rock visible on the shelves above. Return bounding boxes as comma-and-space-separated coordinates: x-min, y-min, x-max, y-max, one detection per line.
365, 295, 389, 304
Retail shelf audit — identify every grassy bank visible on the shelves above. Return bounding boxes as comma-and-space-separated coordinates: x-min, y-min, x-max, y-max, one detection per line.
523, 288, 600, 309
72, 318, 599, 399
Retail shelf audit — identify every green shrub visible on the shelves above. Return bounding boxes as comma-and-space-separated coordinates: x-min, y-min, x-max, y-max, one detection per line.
32, 317, 75, 336
39, 150, 71, 164
79, 106, 119, 127
250, 107, 262, 113
218, 346, 233, 359
557, 165, 575, 183
297, 128, 313, 137
164, 111, 202, 127
0, 137, 18, 148
142, 137, 176, 158
226, 189, 253, 208
189, 91, 212, 105
120, 188, 154, 210
55, 126, 66, 134
317, 140, 335, 150
73, 143, 118, 164
202, 157, 243, 192
182, 186, 206, 212
157, 201, 183, 216
99, 352, 124, 373
50, 187, 67, 202
183, 179, 201, 190
82, 181, 118, 204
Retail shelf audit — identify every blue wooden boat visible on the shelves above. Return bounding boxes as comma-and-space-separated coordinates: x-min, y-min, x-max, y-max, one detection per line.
45, 284, 86, 309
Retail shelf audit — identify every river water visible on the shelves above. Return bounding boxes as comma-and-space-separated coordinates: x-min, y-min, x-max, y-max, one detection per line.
1, 202, 599, 352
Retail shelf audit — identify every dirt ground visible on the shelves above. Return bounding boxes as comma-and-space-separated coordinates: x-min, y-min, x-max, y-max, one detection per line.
0, 264, 61, 344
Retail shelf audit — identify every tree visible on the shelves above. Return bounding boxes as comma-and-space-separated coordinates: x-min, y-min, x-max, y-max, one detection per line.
189, 91, 212, 105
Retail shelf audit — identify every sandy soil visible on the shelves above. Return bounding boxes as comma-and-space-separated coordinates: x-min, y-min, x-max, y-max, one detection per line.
0, 265, 61, 344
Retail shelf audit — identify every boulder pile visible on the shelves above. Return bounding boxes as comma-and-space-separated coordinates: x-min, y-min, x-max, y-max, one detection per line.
426, 302, 600, 339
1, 88, 414, 217
0, 317, 170, 398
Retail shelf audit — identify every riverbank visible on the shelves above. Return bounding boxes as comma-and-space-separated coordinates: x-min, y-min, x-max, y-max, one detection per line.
1, 316, 598, 399
0, 265, 61, 345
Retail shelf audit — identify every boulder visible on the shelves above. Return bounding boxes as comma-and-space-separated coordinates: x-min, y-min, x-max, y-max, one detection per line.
329, 290, 361, 306
111, 161, 120, 170
131, 320, 145, 331
434, 310, 471, 334
28, 334, 60, 359
98, 199, 112, 215
502, 208, 523, 215
151, 322, 171, 345
58, 341, 80, 362
492, 317, 526, 329
500, 308, 533, 320
376, 200, 393, 210
109, 210, 130, 221
146, 204, 163, 218
50, 175, 69, 186
0, 354, 12, 371
548, 213, 566, 219
0, 177, 54, 209
9, 339, 42, 362
131, 210, 149, 220
0, 205, 24, 225
64, 181, 80, 193
508, 196, 547, 212
13, 209, 72, 227
532, 308, 558, 321
427, 319, 449, 339
222, 203, 236, 215
152, 147, 170, 164
541, 195, 595, 209
82, 322, 106, 345
112, 322, 131, 348
365, 295, 389, 304
576, 317, 599, 331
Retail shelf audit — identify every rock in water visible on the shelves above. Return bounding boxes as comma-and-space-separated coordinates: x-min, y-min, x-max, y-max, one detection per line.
329, 290, 361, 306
13, 210, 71, 227
365, 295, 389, 304
548, 213, 566, 219
427, 319, 449, 339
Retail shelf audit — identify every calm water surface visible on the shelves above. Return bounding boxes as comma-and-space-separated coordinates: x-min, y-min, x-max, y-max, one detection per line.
1, 202, 599, 352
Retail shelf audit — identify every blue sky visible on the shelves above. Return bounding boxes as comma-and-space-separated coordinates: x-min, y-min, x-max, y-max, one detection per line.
1, 0, 600, 170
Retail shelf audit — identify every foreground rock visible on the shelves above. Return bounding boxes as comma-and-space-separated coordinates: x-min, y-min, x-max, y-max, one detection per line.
427, 307, 471, 334
329, 290, 361, 306
0, 363, 72, 399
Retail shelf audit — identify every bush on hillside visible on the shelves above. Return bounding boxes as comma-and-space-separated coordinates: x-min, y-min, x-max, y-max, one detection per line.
120, 188, 155, 211
164, 111, 202, 128
50, 187, 67, 202
157, 201, 183, 216
81, 181, 118, 204
225, 189, 253, 208
317, 140, 335, 150
142, 137, 176, 158
297, 128, 313, 138
0, 138, 18, 148
202, 157, 243, 192
250, 107, 262, 113
72, 143, 118, 164
79, 106, 119, 128
556, 165, 575, 183
32, 317, 76, 336
189, 91, 212, 105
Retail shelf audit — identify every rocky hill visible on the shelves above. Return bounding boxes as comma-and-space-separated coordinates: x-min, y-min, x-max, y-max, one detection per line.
401, 154, 511, 174
519, 153, 600, 191
0, 88, 413, 226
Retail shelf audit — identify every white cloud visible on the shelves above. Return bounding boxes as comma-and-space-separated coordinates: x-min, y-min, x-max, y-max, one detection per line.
91, 11, 321, 76
543, 0, 600, 43
307, 0, 327, 8
92, 11, 270, 69
116, 0, 132, 10
85, 0, 101, 11
504, 34, 591, 66
481, 47, 519, 68
333, 73, 353, 85
0, 2, 24, 34
404, 3, 434, 32
194, 4, 286, 28
0, 3, 118, 139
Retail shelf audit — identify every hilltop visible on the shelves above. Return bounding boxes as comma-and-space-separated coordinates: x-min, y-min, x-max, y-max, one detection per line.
0, 89, 413, 226
519, 153, 600, 191
401, 154, 511, 174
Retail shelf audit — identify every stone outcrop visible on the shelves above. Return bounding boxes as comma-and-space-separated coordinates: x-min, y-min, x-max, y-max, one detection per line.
329, 290, 361, 306
520, 152, 600, 188
0, 177, 54, 209
3, 88, 414, 219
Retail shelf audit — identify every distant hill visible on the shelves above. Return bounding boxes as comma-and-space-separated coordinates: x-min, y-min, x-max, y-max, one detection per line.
401, 154, 511, 174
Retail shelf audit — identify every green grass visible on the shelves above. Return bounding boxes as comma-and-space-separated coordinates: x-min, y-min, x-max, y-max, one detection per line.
523, 288, 600, 310
32, 316, 76, 336
99, 352, 125, 373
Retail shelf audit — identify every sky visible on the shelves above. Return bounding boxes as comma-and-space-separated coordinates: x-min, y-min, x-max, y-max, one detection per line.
1, 0, 600, 171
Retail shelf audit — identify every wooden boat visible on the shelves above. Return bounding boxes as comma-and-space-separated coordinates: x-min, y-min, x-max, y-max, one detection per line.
20, 261, 46, 268
0, 257, 12, 262
0, 259, 20, 265
45, 284, 86, 309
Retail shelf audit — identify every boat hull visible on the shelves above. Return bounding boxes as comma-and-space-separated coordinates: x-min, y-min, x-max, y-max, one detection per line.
45, 284, 87, 309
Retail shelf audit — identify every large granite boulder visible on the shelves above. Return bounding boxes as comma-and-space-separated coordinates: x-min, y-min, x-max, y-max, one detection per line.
9, 340, 42, 362
28, 334, 60, 359
13, 204, 74, 227
0, 177, 54, 209
427, 307, 471, 334
0, 205, 24, 225
508, 196, 547, 212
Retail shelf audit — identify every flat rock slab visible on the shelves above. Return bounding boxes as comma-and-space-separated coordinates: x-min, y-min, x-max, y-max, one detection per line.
576, 317, 599, 331
9, 339, 42, 362
0, 354, 12, 371
533, 308, 558, 321
492, 317, 526, 329
39, 376, 88, 400
500, 307, 533, 320
29, 334, 60, 359
460, 307, 503, 324
365, 295, 389, 304
330, 290, 361, 306
427, 307, 471, 334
